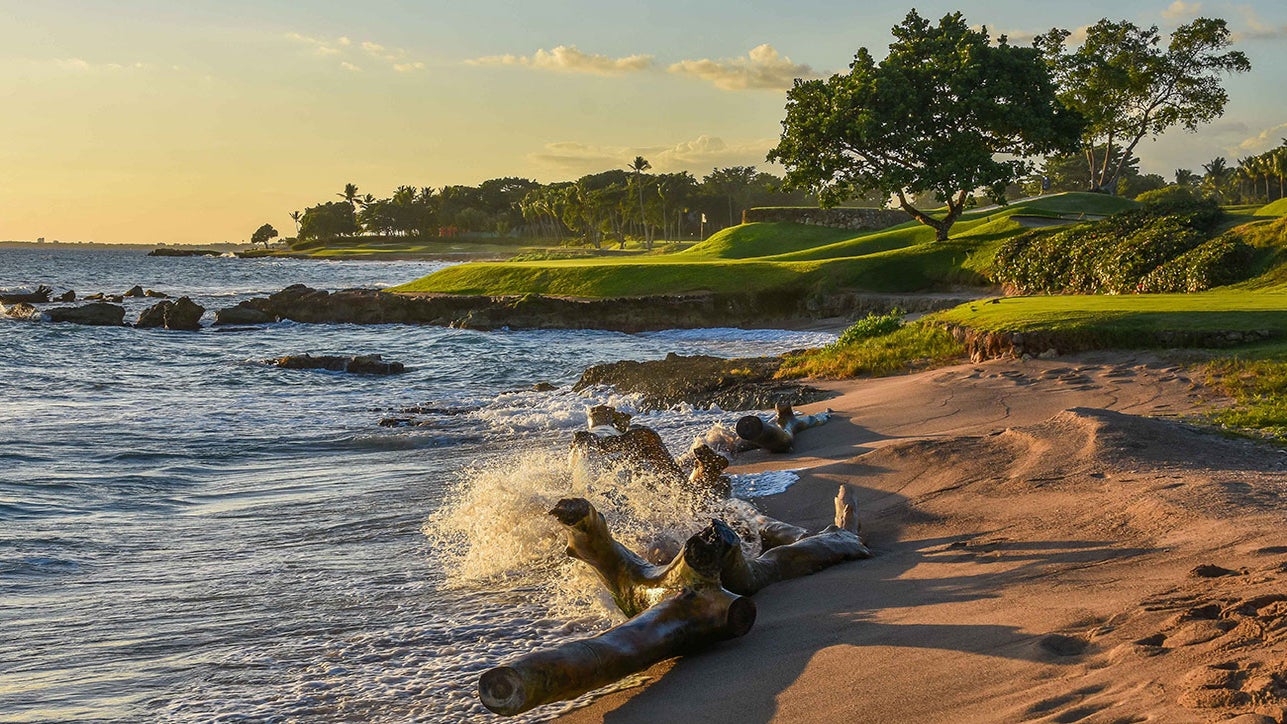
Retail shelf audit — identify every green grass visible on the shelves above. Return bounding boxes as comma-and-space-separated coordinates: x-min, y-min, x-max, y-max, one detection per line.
1201, 357, 1287, 441
393, 194, 1126, 297
777, 321, 965, 379
1257, 198, 1287, 217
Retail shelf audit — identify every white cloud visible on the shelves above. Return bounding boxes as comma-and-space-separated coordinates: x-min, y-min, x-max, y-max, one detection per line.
529, 134, 778, 175
286, 32, 426, 72
668, 44, 820, 91
46, 58, 149, 73
1235, 122, 1287, 154
1162, 1, 1202, 21
1231, 6, 1287, 40
467, 45, 654, 75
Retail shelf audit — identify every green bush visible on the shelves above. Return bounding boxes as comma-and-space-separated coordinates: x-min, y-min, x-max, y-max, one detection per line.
831, 309, 904, 348
992, 205, 1235, 294
1138, 232, 1256, 292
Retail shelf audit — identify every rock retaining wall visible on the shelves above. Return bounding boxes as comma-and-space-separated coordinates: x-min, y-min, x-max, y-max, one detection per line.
743, 207, 912, 230
946, 324, 1278, 363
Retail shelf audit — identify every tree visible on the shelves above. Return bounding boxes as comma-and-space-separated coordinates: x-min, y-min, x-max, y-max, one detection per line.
769, 11, 1082, 241
337, 182, 360, 208
1175, 169, 1199, 187
1036, 17, 1250, 194
299, 201, 358, 240
250, 223, 278, 247
1201, 157, 1235, 202
288, 210, 302, 236
628, 156, 653, 249
702, 166, 758, 228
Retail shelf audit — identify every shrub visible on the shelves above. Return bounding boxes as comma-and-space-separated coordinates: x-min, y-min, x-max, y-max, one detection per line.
831, 309, 904, 348
1138, 232, 1256, 292
992, 205, 1232, 294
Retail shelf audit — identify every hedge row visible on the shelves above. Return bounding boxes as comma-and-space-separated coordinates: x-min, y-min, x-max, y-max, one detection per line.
992, 205, 1252, 294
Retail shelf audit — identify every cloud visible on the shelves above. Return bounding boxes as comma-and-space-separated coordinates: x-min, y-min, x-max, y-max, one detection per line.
1231, 6, 1287, 40
466, 46, 654, 75
529, 134, 779, 175
285, 32, 426, 72
1162, 1, 1202, 21
45, 58, 149, 73
667, 44, 820, 91
1235, 122, 1287, 154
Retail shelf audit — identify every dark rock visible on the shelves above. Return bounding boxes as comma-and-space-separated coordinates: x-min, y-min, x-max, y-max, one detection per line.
84, 293, 103, 300
55, 290, 75, 302
45, 302, 126, 326
270, 353, 406, 375
214, 301, 275, 325
147, 248, 221, 257
1190, 564, 1239, 578
212, 284, 970, 332
0, 285, 52, 304
1, 302, 43, 321
137, 296, 205, 330
532, 382, 558, 392
143, 289, 169, 298
124, 285, 146, 298
574, 353, 830, 411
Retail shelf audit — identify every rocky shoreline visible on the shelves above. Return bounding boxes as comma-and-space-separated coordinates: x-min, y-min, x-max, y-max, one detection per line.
213, 284, 976, 331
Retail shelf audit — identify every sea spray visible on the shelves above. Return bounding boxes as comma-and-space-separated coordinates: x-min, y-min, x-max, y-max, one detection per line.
426, 442, 771, 623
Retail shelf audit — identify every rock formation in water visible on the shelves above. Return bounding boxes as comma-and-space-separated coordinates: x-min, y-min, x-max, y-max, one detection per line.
269, 353, 406, 375
136, 297, 205, 331
44, 302, 126, 326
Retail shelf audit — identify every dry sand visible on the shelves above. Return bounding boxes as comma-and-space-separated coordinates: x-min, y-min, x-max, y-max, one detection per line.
559, 354, 1287, 724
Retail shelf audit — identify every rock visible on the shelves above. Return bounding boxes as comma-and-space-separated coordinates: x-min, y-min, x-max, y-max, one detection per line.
574, 353, 831, 411
0, 285, 53, 304
143, 289, 169, 298
532, 382, 558, 392
1, 302, 43, 321
44, 302, 126, 326
212, 284, 972, 332
270, 353, 406, 375
136, 296, 205, 330
124, 285, 146, 298
214, 301, 275, 325
147, 248, 221, 257
84, 293, 103, 300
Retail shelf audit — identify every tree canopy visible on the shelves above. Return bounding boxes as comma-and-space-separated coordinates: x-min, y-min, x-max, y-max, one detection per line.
1035, 17, 1250, 194
769, 10, 1082, 240
250, 223, 278, 247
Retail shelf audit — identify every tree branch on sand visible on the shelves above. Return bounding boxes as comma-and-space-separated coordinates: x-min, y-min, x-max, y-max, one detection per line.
736, 402, 834, 453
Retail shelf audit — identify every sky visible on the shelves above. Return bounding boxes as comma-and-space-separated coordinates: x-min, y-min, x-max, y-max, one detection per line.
1, 0, 1285, 244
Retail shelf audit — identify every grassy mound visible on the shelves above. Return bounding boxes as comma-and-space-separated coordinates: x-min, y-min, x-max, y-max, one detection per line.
392, 193, 1131, 298
1257, 198, 1287, 217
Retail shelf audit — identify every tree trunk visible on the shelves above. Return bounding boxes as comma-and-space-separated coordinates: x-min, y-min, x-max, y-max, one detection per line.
736, 403, 833, 453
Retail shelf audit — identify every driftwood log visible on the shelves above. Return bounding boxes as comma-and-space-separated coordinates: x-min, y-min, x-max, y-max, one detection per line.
737, 402, 833, 453
479, 498, 755, 715
479, 488, 869, 715
0, 285, 52, 304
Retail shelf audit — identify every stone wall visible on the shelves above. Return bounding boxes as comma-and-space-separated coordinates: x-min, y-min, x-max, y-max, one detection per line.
743, 206, 912, 230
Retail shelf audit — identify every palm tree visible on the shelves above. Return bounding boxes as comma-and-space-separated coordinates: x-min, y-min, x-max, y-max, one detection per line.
289, 210, 302, 235
1202, 157, 1234, 202
628, 156, 652, 250
1174, 169, 1198, 187
337, 183, 360, 208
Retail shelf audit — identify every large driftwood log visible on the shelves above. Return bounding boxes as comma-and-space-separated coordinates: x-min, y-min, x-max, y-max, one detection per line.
479, 585, 755, 715
479, 488, 870, 715
0, 285, 52, 304
736, 402, 833, 453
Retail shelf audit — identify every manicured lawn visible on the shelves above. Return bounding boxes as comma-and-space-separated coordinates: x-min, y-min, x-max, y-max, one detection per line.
936, 291, 1287, 334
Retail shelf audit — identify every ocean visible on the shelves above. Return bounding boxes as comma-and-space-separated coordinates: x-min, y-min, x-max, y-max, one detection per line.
0, 246, 835, 722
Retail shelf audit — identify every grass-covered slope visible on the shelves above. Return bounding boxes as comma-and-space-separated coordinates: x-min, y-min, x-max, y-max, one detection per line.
1258, 198, 1287, 217
392, 192, 1130, 298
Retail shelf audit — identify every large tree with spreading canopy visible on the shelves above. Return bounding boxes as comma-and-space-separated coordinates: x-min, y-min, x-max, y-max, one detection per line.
768, 10, 1082, 241
1035, 17, 1250, 194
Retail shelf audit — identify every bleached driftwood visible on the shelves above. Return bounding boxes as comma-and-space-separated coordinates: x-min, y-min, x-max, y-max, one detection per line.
736, 402, 833, 453
478, 497, 755, 715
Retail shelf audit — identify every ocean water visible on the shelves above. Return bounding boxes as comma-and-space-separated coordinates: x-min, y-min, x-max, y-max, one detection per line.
0, 247, 835, 722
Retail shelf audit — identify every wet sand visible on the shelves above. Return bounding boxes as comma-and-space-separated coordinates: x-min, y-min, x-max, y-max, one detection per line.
559, 354, 1287, 723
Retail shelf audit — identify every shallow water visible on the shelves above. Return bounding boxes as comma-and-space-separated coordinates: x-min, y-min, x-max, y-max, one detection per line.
0, 247, 834, 721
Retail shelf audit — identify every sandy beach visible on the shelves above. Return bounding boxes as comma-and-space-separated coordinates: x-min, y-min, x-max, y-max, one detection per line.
560, 354, 1287, 723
